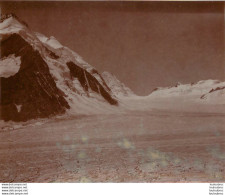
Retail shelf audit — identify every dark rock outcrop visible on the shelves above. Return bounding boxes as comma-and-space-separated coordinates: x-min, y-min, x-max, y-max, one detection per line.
200, 86, 225, 99
0, 34, 69, 121
66, 61, 118, 105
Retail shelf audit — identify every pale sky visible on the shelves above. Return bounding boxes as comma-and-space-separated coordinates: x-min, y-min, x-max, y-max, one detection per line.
1, 2, 224, 95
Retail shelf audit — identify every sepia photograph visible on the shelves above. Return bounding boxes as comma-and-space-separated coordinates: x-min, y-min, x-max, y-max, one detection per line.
0, 1, 224, 183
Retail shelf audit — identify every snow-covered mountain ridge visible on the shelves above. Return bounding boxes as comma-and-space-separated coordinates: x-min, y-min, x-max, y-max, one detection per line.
148, 79, 225, 104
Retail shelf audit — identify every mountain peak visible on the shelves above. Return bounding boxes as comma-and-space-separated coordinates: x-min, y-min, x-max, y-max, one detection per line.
0, 13, 30, 37
1, 13, 17, 22
0, 13, 28, 27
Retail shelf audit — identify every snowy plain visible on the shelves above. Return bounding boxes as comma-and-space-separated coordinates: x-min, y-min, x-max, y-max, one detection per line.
0, 96, 225, 183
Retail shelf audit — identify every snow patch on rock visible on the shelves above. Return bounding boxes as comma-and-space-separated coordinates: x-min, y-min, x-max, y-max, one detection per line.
0, 54, 21, 78
35, 33, 63, 49
15, 104, 22, 112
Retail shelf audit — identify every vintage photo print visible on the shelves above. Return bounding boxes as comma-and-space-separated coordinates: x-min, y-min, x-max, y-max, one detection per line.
0, 1, 224, 183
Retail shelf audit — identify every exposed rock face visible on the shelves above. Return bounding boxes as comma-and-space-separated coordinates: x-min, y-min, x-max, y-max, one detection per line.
66, 62, 117, 105
200, 86, 225, 101
0, 34, 69, 121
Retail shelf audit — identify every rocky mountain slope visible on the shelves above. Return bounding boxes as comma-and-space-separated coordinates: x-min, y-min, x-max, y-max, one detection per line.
101, 71, 135, 98
0, 14, 119, 121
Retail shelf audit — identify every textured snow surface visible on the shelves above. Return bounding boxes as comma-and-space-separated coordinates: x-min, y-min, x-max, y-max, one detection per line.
0, 54, 21, 77
102, 71, 136, 98
1, 109, 225, 182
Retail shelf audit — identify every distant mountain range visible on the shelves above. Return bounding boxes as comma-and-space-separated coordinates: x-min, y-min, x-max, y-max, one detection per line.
148, 79, 225, 104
